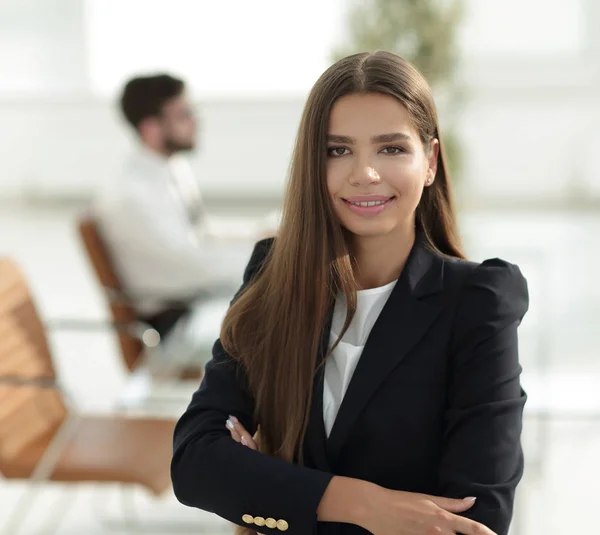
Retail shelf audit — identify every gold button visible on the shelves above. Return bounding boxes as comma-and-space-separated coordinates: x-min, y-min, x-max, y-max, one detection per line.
265, 518, 277, 529
276, 519, 289, 531
254, 517, 266, 527
242, 514, 254, 524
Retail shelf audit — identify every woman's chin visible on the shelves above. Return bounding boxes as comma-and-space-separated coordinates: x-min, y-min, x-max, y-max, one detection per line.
343, 223, 398, 239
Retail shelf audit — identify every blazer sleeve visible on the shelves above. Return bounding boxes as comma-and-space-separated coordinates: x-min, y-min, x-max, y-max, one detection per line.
171, 238, 334, 535
437, 258, 529, 535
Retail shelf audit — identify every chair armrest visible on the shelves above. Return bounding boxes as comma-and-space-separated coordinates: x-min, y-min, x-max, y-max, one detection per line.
0, 375, 79, 409
0, 375, 58, 388
45, 318, 161, 347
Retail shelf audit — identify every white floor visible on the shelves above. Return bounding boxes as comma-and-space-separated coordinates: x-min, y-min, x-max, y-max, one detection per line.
1, 204, 599, 535
0, 480, 231, 535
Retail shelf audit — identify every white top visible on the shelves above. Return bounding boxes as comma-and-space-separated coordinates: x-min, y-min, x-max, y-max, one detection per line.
92, 144, 255, 314
323, 279, 397, 437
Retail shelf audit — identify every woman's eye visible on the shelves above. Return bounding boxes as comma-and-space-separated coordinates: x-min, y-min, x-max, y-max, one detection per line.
381, 146, 405, 155
327, 147, 350, 157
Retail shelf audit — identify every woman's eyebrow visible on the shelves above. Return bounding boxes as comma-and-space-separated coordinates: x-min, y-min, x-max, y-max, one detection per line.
326, 132, 412, 144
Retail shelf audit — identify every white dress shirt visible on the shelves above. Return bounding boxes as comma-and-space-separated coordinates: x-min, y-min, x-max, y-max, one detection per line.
323, 280, 397, 437
93, 144, 254, 314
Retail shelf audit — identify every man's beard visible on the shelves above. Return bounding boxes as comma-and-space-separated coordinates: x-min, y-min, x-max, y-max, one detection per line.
163, 136, 195, 154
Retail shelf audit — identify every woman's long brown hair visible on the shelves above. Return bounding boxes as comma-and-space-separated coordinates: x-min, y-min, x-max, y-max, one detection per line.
221, 52, 464, 531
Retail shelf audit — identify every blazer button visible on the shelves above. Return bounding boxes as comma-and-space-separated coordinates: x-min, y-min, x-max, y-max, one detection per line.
242, 514, 254, 524
254, 517, 266, 527
265, 518, 277, 529
276, 519, 289, 531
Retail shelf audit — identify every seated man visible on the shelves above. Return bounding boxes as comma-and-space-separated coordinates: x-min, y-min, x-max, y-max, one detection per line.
93, 73, 274, 374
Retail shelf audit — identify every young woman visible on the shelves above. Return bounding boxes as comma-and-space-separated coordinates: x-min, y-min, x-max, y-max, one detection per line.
171, 51, 528, 535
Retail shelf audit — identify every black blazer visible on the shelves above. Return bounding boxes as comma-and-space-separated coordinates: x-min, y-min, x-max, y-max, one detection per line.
171, 235, 529, 535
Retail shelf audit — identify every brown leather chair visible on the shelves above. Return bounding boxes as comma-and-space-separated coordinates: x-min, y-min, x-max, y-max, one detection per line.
0, 258, 177, 534
77, 215, 148, 372
76, 215, 206, 382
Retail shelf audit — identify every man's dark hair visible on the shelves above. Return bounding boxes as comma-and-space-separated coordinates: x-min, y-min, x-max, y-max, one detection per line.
120, 74, 185, 129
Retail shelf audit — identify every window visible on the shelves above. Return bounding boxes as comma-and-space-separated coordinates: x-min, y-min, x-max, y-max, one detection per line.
84, 0, 346, 98
0, 0, 87, 95
460, 0, 583, 57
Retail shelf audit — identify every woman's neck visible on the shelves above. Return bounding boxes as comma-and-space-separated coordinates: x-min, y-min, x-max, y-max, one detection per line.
351, 226, 416, 290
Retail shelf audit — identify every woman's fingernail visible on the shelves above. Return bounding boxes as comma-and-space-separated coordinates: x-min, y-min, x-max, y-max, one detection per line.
463, 497, 477, 502
229, 415, 238, 423
241, 436, 248, 446
226, 419, 235, 430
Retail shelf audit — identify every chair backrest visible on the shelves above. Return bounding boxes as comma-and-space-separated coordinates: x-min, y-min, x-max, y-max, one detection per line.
77, 215, 142, 372
0, 258, 66, 466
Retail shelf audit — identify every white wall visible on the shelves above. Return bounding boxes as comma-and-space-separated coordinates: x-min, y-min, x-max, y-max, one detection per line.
0, 96, 304, 201
1, 0, 599, 206
2, 63, 599, 206
0, 0, 88, 94
457, 58, 600, 204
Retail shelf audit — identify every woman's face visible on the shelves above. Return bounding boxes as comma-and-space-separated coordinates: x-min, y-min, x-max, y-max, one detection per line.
326, 92, 438, 241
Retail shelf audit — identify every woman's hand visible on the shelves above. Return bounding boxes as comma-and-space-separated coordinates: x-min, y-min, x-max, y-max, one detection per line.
226, 415, 258, 450
226, 416, 495, 534
359, 485, 496, 535
226, 416, 261, 535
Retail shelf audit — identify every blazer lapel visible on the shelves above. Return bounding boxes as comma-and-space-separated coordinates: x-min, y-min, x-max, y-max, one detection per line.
325, 236, 445, 462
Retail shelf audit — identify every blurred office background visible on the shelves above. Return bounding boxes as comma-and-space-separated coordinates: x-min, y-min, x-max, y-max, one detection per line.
0, 0, 598, 534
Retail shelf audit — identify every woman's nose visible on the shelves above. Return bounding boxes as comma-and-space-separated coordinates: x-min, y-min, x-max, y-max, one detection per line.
350, 165, 381, 185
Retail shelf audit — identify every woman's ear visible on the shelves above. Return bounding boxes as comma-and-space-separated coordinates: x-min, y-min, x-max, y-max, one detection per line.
425, 138, 440, 187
